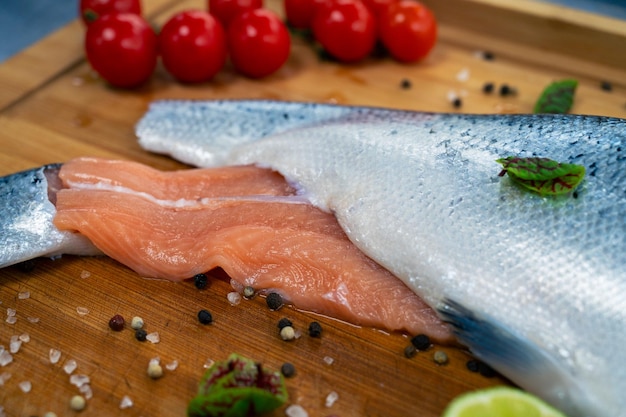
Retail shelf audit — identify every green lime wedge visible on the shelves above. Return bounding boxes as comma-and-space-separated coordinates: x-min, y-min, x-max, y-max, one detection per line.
442, 386, 568, 417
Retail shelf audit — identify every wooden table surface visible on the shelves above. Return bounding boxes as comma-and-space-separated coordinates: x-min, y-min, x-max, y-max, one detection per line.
1, 1, 625, 416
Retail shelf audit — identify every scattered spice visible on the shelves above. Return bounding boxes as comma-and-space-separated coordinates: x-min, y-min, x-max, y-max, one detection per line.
70, 395, 87, 411
108, 314, 125, 331
278, 318, 293, 330
285, 404, 309, 417
194, 273, 208, 289
456, 68, 470, 82
76, 307, 90, 316
43, 412, 58, 417
308, 321, 322, 338
243, 286, 255, 299
323, 356, 334, 365
80, 270, 91, 279
165, 360, 179, 371
197, 309, 213, 325
0, 351, 12, 367
452, 97, 463, 108
404, 344, 417, 358
146, 332, 160, 344
17, 291, 30, 300
482, 82, 494, 94
265, 292, 283, 310
499, 84, 516, 97
281, 362, 296, 378
410, 334, 431, 350
325, 391, 339, 408
70, 374, 90, 388
600, 80, 612, 92
64, 359, 78, 375
433, 350, 449, 365
280, 326, 296, 341
135, 328, 148, 342
18, 380, 32, 393
49, 348, 61, 364
400, 78, 412, 89
147, 359, 164, 379
227, 291, 242, 305
130, 316, 144, 330
120, 395, 133, 409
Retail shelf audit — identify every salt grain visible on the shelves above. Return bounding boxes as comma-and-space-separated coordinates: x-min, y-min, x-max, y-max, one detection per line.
7, 308, 16, 317
80, 270, 91, 279
27, 317, 40, 323
18, 291, 30, 300
0, 372, 11, 385
0, 351, 13, 367
325, 391, 339, 407
323, 356, 334, 365
19, 333, 30, 343
146, 332, 160, 344
120, 395, 133, 409
76, 307, 90, 316
227, 291, 241, 305
49, 348, 61, 364
9, 336, 22, 353
456, 68, 470, 82
79, 384, 93, 400
70, 374, 90, 388
203, 359, 215, 369
64, 359, 78, 374
285, 404, 309, 417
165, 360, 179, 371
18, 380, 32, 393
5, 316, 16, 324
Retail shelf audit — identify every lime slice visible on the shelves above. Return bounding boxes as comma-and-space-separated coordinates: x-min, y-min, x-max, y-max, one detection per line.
442, 386, 568, 417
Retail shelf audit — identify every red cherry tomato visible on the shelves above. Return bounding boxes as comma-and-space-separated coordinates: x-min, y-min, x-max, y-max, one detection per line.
283, 0, 328, 29
312, 0, 376, 63
159, 10, 227, 83
208, 0, 263, 27
85, 13, 157, 88
227, 9, 290, 78
79, 0, 141, 25
378, 0, 437, 63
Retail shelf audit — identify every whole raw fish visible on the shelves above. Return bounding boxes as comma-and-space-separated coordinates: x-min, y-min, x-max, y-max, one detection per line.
135, 100, 626, 417
0, 164, 99, 268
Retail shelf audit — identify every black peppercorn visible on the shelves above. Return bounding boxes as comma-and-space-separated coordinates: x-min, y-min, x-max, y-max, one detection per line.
194, 273, 208, 289
197, 309, 213, 325
281, 362, 296, 378
308, 321, 322, 338
410, 334, 431, 350
135, 328, 148, 342
266, 292, 283, 310
278, 318, 293, 330
483, 82, 494, 94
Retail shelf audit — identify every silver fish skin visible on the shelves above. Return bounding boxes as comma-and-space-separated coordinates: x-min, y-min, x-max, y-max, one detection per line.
0, 164, 100, 268
137, 99, 626, 417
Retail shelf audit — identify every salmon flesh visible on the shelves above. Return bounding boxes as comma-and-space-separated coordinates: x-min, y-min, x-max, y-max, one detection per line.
135, 100, 626, 417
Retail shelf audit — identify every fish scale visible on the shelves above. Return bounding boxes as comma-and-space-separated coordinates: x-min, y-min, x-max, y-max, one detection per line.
136, 100, 626, 417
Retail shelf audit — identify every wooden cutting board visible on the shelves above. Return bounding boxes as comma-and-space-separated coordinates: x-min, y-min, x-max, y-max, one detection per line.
1, 1, 625, 416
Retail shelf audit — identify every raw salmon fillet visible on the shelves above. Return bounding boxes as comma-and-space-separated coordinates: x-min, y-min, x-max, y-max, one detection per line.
54, 157, 452, 340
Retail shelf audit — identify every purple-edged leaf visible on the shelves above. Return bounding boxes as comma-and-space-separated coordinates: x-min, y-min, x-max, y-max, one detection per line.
496, 157, 585, 195
534, 79, 578, 114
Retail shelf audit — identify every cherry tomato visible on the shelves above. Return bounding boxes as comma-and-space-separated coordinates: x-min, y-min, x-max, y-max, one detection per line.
311, 0, 376, 63
159, 10, 227, 83
79, 0, 141, 25
283, 0, 327, 29
378, 0, 437, 63
85, 13, 157, 88
208, 0, 263, 28
227, 9, 290, 78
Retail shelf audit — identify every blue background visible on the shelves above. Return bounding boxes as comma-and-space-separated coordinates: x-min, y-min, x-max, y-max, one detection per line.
1, 0, 625, 62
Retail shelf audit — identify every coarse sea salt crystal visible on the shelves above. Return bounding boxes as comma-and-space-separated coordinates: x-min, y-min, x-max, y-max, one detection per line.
120, 395, 133, 409
203, 359, 215, 369
19, 333, 30, 343
70, 374, 90, 388
325, 391, 339, 407
456, 67, 470, 82
18, 380, 32, 393
9, 336, 22, 353
5, 316, 16, 325
80, 383, 93, 400
323, 356, 334, 365
76, 307, 89, 316
7, 308, 16, 317
27, 317, 40, 323
18, 291, 30, 300
285, 404, 309, 417
146, 332, 160, 344
80, 270, 91, 279
64, 359, 78, 374
49, 349, 61, 364
0, 372, 11, 385
227, 292, 241, 305
165, 360, 179, 371
0, 351, 13, 367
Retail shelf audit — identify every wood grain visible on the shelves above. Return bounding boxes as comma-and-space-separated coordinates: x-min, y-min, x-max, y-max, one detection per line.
0, 0, 625, 416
